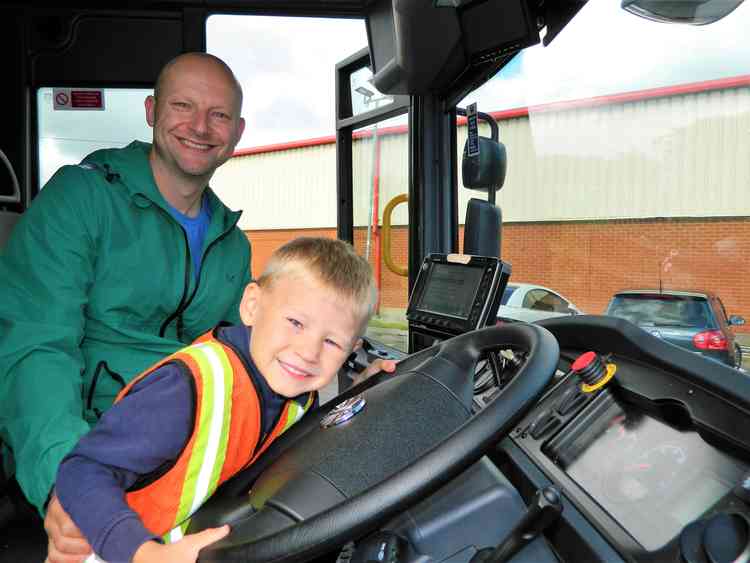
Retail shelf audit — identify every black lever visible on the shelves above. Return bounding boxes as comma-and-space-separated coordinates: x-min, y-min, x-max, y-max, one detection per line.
471, 486, 563, 563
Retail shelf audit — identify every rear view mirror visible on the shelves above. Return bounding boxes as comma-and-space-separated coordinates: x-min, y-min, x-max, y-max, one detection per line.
462, 136, 507, 192
729, 315, 746, 326
458, 108, 507, 195
458, 108, 506, 258
621, 0, 744, 25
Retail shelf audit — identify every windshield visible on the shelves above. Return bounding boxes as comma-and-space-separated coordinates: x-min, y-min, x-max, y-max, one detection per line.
459, 0, 749, 371
501, 285, 518, 305
607, 295, 716, 328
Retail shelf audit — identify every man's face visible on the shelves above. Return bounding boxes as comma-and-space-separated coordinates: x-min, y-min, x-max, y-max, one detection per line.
240, 274, 362, 398
145, 58, 245, 182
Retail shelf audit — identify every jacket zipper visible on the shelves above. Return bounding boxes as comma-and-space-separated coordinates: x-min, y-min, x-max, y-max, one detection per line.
158, 211, 239, 340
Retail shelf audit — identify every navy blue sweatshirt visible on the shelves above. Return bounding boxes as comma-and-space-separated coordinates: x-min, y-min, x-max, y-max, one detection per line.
55, 324, 301, 562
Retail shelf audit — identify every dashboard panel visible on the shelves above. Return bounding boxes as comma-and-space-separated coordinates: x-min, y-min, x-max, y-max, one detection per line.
344, 315, 750, 563
494, 316, 750, 562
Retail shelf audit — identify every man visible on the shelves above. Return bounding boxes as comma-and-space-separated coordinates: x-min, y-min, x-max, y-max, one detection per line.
0, 52, 250, 562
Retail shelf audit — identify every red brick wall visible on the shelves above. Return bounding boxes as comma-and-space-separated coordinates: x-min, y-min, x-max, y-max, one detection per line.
243, 228, 338, 277
245, 217, 750, 333
242, 226, 410, 314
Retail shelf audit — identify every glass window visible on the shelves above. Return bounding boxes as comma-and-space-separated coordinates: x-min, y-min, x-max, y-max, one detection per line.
207, 15, 369, 278
350, 66, 395, 117
522, 289, 545, 310
501, 285, 517, 305
37, 88, 152, 188
352, 117, 410, 353
458, 0, 750, 371
607, 295, 713, 328
544, 293, 570, 313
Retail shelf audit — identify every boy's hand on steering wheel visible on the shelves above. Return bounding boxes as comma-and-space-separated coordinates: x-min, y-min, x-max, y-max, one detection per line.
352, 358, 397, 386
132, 525, 230, 563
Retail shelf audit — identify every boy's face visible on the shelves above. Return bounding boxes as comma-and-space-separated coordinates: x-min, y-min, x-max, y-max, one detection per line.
240, 273, 363, 398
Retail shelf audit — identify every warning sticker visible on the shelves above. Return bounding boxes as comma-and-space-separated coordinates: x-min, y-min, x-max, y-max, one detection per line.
53, 88, 105, 111
466, 102, 479, 157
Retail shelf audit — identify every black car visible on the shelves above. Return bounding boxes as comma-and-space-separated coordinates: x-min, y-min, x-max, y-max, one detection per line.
605, 289, 746, 368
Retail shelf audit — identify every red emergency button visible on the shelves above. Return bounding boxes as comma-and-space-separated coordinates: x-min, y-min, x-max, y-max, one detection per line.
571, 351, 616, 393
571, 351, 598, 373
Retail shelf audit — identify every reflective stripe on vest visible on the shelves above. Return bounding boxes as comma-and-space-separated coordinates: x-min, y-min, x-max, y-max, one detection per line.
119, 329, 316, 539
172, 341, 233, 529
163, 376, 315, 542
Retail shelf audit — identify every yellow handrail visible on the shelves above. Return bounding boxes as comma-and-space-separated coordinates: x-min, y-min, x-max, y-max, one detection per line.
382, 193, 408, 277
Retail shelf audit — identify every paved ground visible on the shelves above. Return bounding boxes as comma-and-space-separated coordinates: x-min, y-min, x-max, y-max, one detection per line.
322, 321, 750, 404
737, 333, 750, 372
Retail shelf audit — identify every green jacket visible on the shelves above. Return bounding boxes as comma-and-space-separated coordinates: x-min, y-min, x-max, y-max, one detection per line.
0, 141, 251, 513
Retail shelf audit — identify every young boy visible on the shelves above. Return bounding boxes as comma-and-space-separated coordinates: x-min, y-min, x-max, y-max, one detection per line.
54, 237, 379, 563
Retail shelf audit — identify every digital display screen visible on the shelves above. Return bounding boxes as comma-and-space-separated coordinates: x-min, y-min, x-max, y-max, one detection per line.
415, 263, 484, 319
562, 399, 747, 551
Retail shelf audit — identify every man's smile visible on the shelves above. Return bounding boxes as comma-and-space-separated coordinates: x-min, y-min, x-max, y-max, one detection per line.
177, 137, 215, 151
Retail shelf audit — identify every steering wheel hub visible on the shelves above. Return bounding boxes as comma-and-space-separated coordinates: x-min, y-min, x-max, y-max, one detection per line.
320, 394, 367, 428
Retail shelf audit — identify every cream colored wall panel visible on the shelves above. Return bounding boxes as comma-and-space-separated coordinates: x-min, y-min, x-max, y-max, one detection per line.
213, 145, 337, 230
213, 86, 750, 231
466, 88, 750, 223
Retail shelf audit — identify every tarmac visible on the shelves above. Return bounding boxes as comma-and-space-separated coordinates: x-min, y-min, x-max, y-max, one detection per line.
319, 317, 750, 402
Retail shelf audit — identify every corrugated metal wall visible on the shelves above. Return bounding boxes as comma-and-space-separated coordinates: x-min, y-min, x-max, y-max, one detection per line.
213, 144, 336, 230
213, 86, 750, 231
459, 87, 750, 222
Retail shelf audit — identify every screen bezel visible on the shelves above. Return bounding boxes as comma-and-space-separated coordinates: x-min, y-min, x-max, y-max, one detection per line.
406, 253, 509, 335
413, 261, 485, 321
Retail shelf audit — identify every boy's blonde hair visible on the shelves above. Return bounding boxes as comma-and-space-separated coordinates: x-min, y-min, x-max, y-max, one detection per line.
256, 237, 378, 328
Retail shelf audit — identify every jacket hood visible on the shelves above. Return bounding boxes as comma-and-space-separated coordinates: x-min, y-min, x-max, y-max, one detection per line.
82, 140, 157, 199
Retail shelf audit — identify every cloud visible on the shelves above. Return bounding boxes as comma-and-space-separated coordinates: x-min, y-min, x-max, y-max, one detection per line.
207, 1, 750, 149
208, 15, 367, 148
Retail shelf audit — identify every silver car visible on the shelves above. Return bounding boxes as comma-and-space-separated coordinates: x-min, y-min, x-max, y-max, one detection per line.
497, 283, 583, 324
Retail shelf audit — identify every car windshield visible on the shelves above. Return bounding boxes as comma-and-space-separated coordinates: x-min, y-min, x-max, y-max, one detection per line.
607, 295, 715, 328
461, 0, 749, 370
501, 285, 518, 305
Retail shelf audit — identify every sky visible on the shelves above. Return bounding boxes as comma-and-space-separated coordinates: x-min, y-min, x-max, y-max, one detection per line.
462, 0, 750, 110
207, 15, 370, 149
37, 0, 750, 185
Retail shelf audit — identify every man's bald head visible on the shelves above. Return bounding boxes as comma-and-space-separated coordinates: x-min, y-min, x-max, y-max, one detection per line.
154, 52, 243, 112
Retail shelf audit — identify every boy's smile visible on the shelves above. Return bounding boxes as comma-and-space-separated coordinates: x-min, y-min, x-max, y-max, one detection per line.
240, 273, 363, 398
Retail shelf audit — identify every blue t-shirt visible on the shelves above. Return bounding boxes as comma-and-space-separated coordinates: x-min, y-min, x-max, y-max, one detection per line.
167, 195, 211, 281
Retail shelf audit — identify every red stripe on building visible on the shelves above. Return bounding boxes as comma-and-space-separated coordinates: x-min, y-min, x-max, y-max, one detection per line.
232, 74, 750, 158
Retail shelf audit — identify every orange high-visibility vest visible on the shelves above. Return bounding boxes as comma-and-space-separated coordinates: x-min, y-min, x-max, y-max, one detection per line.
116, 329, 315, 540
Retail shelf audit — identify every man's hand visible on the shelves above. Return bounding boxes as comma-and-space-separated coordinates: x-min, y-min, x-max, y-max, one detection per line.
132, 525, 230, 563
44, 493, 92, 563
352, 358, 397, 386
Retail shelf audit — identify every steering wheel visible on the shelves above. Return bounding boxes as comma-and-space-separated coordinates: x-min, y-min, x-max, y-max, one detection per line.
193, 322, 559, 563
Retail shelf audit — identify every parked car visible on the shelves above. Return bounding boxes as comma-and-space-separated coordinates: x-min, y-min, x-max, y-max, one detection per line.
497, 283, 583, 323
605, 289, 746, 368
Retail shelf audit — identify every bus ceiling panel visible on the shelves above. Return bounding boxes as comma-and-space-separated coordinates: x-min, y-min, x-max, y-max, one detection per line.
364, 0, 589, 101
365, 0, 542, 97
13, 0, 368, 14
31, 13, 183, 87
201, 0, 369, 16
442, 0, 588, 106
